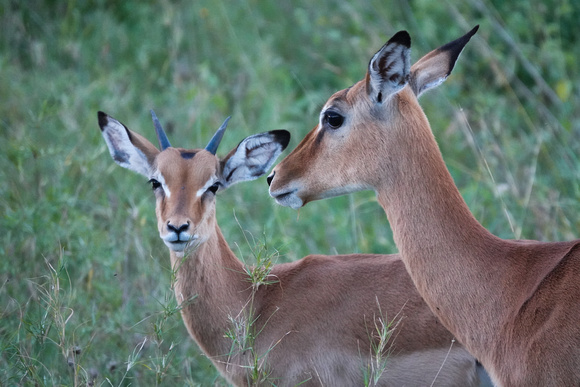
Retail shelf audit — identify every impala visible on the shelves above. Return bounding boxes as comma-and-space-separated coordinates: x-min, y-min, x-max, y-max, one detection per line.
268, 26, 580, 386
97, 111, 486, 386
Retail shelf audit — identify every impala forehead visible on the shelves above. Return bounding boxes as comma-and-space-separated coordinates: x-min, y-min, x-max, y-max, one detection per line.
328, 87, 350, 104
321, 89, 350, 115
154, 148, 220, 191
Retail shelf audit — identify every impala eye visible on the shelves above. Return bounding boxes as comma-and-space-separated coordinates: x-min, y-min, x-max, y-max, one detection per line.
148, 178, 161, 190
324, 111, 344, 129
207, 182, 220, 194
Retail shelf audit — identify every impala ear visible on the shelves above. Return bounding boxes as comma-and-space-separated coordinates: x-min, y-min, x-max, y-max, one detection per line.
410, 25, 479, 98
98, 111, 159, 177
220, 130, 291, 188
366, 31, 411, 104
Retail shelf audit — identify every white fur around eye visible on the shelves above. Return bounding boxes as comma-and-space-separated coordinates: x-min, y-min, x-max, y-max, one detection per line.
318, 103, 334, 131
196, 176, 218, 197
151, 172, 171, 198
317, 111, 325, 132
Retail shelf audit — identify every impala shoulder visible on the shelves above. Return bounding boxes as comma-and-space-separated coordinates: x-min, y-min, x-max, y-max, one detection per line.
515, 240, 580, 315
299, 254, 334, 267
553, 240, 580, 270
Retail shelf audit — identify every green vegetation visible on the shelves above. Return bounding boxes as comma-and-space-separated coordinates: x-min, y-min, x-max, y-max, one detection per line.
1, 0, 578, 385
225, 236, 282, 386
362, 298, 398, 387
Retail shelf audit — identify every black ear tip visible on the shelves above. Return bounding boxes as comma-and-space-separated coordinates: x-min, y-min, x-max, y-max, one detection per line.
271, 130, 291, 151
459, 25, 479, 46
388, 30, 411, 48
469, 25, 480, 37
97, 111, 109, 130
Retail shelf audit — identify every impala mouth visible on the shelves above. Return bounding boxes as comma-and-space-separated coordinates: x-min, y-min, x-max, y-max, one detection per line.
269, 189, 304, 210
162, 233, 199, 252
272, 190, 296, 201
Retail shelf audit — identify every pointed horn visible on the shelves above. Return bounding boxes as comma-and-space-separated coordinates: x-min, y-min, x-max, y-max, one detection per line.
205, 116, 231, 155
150, 109, 171, 150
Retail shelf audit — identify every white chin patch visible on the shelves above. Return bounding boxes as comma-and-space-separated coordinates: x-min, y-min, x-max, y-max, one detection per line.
164, 240, 187, 252
274, 194, 304, 210
161, 233, 199, 252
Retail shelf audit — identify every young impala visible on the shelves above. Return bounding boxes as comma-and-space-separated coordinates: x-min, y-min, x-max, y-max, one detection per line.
268, 26, 580, 386
97, 111, 486, 386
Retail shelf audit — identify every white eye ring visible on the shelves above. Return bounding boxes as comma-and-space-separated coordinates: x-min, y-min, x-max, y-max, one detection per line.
148, 174, 171, 197
197, 176, 220, 197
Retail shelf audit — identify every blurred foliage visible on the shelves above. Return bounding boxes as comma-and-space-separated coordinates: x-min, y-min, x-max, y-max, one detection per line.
0, 0, 579, 385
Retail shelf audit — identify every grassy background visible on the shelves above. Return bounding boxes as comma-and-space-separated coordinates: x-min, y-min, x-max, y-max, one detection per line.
1, 0, 579, 385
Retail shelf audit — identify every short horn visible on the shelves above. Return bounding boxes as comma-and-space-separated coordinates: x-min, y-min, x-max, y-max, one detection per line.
205, 116, 231, 155
150, 109, 171, 150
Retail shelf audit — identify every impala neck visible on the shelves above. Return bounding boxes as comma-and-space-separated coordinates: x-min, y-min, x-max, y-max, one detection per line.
376, 92, 510, 359
168, 221, 248, 359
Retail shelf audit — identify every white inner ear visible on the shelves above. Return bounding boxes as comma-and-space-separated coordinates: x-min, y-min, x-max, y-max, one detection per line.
244, 136, 279, 166
370, 43, 408, 78
102, 119, 151, 177
222, 133, 283, 187
368, 43, 410, 101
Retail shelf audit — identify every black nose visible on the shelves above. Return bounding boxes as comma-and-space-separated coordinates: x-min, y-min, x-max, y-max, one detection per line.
267, 172, 274, 186
167, 221, 189, 234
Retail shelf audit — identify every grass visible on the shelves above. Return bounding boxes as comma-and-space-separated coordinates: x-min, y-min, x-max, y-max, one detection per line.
225, 234, 281, 386
363, 297, 399, 387
1, 0, 579, 385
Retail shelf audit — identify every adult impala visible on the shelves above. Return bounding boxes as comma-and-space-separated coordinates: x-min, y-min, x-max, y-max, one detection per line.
98, 111, 486, 386
268, 26, 580, 386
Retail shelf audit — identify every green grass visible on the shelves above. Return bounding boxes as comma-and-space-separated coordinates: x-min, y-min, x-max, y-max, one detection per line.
362, 297, 399, 387
1, 0, 579, 385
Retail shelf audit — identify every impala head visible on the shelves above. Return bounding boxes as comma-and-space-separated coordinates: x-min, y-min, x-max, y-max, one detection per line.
98, 111, 290, 253
268, 26, 478, 209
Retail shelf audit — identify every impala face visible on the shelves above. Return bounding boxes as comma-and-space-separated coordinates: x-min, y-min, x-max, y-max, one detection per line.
98, 111, 290, 254
268, 80, 386, 209
269, 27, 478, 209
268, 31, 413, 209
151, 148, 221, 251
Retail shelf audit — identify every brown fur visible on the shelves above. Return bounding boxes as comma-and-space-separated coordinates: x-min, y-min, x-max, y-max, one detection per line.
269, 28, 580, 386
144, 147, 480, 387
99, 114, 482, 386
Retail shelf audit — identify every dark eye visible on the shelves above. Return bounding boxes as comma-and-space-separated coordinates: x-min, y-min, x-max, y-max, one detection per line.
148, 179, 161, 190
324, 111, 344, 129
207, 182, 220, 194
